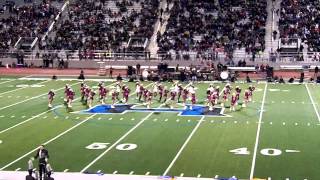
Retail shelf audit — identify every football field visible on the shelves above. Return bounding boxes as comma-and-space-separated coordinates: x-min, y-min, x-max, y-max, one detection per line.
0, 77, 320, 180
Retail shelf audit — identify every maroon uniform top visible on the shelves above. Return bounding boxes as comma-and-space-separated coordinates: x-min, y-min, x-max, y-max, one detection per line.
170, 91, 176, 100
124, 88, 130, 97
147, 91, 153, 101
158, 86, 164, 95
191, 93, 196, 104
68, 91, 75, 100
231, 95, 237, 105
85, 88, 91, 97
164, 89, 169, 97
48, 91, 55, 100
182, 89, 189, 101
100, 87, 108, 97
249, 87, 255, 96
244, 91, 250, 100
89, 91, 96, 100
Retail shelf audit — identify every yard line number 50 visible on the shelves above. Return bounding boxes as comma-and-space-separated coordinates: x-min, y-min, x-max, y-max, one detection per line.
86, 142, 137, 151
230, 147, 282, 156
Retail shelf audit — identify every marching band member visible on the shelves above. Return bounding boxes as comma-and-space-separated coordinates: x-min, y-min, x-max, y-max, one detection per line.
88, 90, 96, 108
248, 85, 255, 102
48, 89, 55, 108
67, 88, 75, 108
230, 93, 237, 112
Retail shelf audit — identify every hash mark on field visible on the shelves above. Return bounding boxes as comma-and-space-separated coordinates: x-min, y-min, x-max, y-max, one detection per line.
76, 117, 80, 119
283, 122, 286, 125
246, 121, 249, 124
211, 120, 214, 123
120, 118, 123, 120
234, 121, 238, 124
65, 116, 69, 119
63, 169, 69, 172
108, 117, 112, 120
215, 175, 219, 178
153, 118, 158, 122
291, 101, 295, 103
15, 168, 21, 171
145, 172, 150, 175
281, 101, 285, 103
0, 115, 4, 118
11, 115, 15, 118
98, 117, 102, 120
307, 123, 311, 126
54, 116, 58, 119
131, 118, 135, 121
165, 119, 168, 122
270, 122, 273, 125
8, 96, 11, 98
113, 171, 118, 174
267, 177, 271, 180
285, 178, 289, 180
25, 96, 29, 98
43, 116, 47, 119
129, 171, 134, 175
16, 96, 20, 98
197, 174, 201, 178
302, 101, 305, 104
295, 123, 298, 126
180, 173, 184, 177
22, 116, 26, 118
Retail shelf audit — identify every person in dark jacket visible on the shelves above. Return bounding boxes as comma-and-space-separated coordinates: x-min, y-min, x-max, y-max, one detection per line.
34, 145, 49, 180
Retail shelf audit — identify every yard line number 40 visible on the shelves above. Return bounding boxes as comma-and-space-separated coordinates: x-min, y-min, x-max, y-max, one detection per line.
86, 142, 137, 151
230, 147, 296, 156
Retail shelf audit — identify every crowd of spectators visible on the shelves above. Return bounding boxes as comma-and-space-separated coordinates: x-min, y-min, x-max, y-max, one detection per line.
42, 0, 159, 52
279, 0, 320, 52
0, 0, 59, 50
157, 0, 267, 57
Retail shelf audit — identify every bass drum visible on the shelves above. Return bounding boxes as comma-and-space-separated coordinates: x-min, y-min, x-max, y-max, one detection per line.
220, 71, 229, 80
142, 69, 149, 78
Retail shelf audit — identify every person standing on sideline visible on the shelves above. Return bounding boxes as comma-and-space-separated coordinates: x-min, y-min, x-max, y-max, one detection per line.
34, 145, 49, 180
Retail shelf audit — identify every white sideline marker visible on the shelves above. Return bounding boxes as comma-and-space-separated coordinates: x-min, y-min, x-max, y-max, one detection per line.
63, 169, 69, 172
197, 174, 201, 178
129, 171, 134, 175
0, 114, 97, 170
145, 172, 150, 175
97, 170, 101, 174
305, 84, 320, 123
15, 168, 21, 171
163, 116, 205, 176
283, 122, 286, 125
214, 175, 219, 178
131, 118, 135, 121
10, 115, 15, 118
249, 83, 268, 180
267, 178, 271, 180
108, 117, 112, 120
120, 118, 123, 120
180, 173, 184, 177
113, 171, 118, 174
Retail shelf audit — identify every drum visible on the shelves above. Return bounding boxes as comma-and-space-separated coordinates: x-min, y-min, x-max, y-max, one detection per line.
220, 71, 229, 80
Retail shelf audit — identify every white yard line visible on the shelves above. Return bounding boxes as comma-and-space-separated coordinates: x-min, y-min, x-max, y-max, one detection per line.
80, 110, 157, 173
0, 106, 61, 134
162, 116, 204, 176
0, 79, 15, 85
305, 84, 320, 122
0, 80, 49, 96
0, 82, 80, 111
0, 82, 118, 134
0, 114, 97, 170
249, 83, 268, 180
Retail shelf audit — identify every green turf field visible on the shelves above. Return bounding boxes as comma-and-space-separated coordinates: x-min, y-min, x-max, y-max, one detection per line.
0, 77, 319, 180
